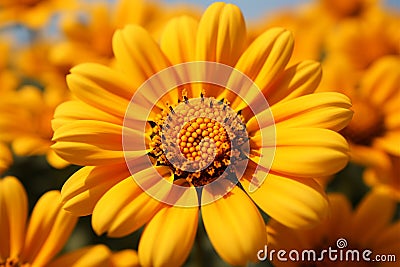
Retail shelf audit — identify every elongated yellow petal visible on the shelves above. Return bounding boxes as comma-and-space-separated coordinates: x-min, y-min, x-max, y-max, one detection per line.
196, 2, 246, 66
110, 249, 140, 267
0, 177, 27, 259
273, 92, 352, 131
251, 127, 349, 177
67, 64, 132, 118
201, 185, 266, 266
138, 196, 198, 267
46, 245, 111, 267
22, 191, 61, 263
92, 171, 166, 237
351, 187, 397, 246
52, 100, 122, 131
12, 136, 50, 156
325, 194, 352, 241
272, 143, 348, 177
265, 60, 322, 106
236, 27, 293, 93
23, 191, 78, 267
247, 92, 352, 136
242, 174, 329, 228
52, 120, 148, 166
113, 24, 182, 109
374, 132, 400, 156
45, 149, 70, 169
349, 143, 391, 170
160, 16, 198, 64
61, 163, 130, 216
360, 56, 400, 105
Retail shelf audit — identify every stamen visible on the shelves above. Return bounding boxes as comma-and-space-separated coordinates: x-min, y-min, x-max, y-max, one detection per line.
148, 92, 249, 187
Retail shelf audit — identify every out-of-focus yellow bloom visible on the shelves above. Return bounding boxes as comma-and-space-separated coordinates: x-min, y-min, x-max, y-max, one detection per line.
267, 187, 400, 267
0, 0, 77, 28
321, 56, 400, 174
317, 0, 377, 19
52, 2, 352, 266
324, 8, 400, 71
364, 155, 400, 199
15, 43, 69, 91
249, 0, 398, 65
0, 176, 140, 267
0, 85, 70, 168
50, 0, 200, 68
0, 42, 19, 94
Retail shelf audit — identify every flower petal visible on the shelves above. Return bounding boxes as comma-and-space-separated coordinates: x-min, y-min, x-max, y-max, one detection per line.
61, 163, 130, 216
67, 63, 133, 118
52, 120, 148, 166
138, 194, 198, 267
45, 149, 70, 169
351, 187, 397, 246
12, 136, 50, 156
360, 56, 400, 106
91, 167, 170, 237
160, 16, 198, 64
113, 24, 182, 111
23, 191, 78, 267
374, 131, 400, 156
242, 173, 329, 228
196, 2, 246, 66
110, 249, 140, 267
235, 27, 293, 94
46, 245, 111, 267
0, 177, 27, 259
252, 127, 349, 177
52, 100, 122, 132
271, 92, 352, 132
201, 185, 266, 266
265, 60, 322, 106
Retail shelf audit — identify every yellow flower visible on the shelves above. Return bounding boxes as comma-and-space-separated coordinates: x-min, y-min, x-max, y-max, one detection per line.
50, 0, 200, 68
249, 0, 397, 66
0, 0, 78, 28
364, 155, 400, 199
325, 56, 400, 173
324, 8, 400, 71
0, 42, 19, 94
52, 2, 352, 266
0, 85, 70, 168
266, 187, 400, 267
0, 176, 140, 267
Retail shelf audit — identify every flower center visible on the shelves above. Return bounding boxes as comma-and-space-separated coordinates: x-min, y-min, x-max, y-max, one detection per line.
178, 118, 230, 162
341, 98, 385, 146
148, 90, 248, 187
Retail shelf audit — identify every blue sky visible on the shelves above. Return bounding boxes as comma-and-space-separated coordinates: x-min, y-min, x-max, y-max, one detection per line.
164, 0, 400, 22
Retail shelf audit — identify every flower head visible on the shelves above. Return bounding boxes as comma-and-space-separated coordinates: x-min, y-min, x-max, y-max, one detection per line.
267, 187, 400, 267
0, 85, 70, 168
0, 0, 78, 28
0, 176, 140, 267
52, 2, 352, 266
50, 0, 200, 68
321, 56, 400, 175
